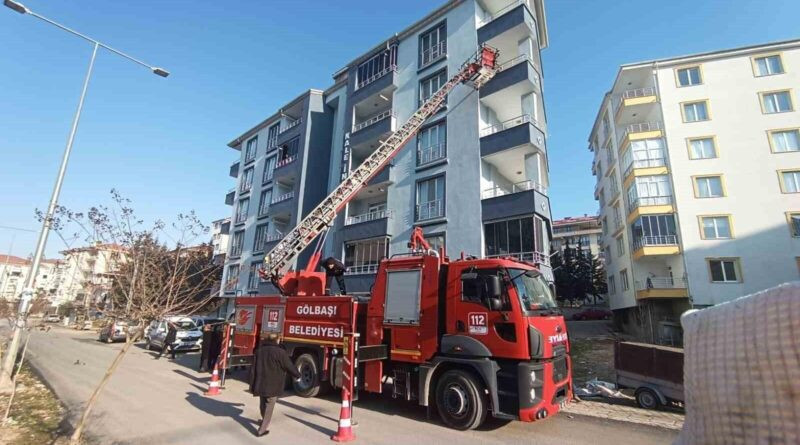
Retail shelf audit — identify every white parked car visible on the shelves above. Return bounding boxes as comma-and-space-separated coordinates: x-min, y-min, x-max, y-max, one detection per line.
144, 316, 202, 352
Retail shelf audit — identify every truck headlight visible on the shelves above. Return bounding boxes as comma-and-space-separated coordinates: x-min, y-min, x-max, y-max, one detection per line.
530, 370, 536, 382
530, 388, 536, 400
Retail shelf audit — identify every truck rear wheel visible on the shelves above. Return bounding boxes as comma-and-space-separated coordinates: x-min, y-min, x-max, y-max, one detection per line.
435, 370, 488, 430
292, 353, 322, 397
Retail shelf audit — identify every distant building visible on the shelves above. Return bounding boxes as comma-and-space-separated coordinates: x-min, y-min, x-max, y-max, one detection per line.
0, 255, 64, 302
57, 243, 126, 309
210, 217, 230, 266
551, 215, 602, 257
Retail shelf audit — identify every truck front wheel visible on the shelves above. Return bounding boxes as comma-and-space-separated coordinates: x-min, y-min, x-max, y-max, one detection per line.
292, 353, 321, 397
435, 370, 488, 430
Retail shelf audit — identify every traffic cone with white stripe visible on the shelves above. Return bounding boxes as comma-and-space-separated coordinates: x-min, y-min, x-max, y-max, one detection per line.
331, 396, 355, 442
204, 363, 222, 396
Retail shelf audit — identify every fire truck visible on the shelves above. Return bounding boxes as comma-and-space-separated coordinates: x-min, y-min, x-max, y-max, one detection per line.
230, 46, 572, 430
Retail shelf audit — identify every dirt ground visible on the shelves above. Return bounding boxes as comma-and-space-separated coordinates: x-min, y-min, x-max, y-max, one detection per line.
0, 364, 65, 445
570, 338, 616, 385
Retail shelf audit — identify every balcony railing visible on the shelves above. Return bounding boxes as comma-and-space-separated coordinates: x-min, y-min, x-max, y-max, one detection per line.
266, 233, 283, 242
417, 143, 447, 165
420, 41, 447, 68
235, 211, 248, 224
635, 276, 687, 291
345, 264, 380, 275
353, 109, 394, 133
345, 209, 392, 226
416, 199, 445, 221
482, 180, 547, 199
478, 0, 528, 26
275, 155, 297, 169
496, 54, 535, 73
622, 86, 657, 100
239, 180, 252, 194
629, 195, 672, 210
357, 65, 397, 90
480, 114, 535, 137
258, 202, 269, 217
487, 251, 550, 266
272, 191, 295, 204
230, 243, 243, 257
623, 157, 666, 178
632, 235, 678, 251
618, 121, 662, 148
278, 118, 302, 135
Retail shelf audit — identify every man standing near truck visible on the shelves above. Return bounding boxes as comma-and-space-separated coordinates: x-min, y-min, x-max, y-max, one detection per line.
248, 333, 301, 437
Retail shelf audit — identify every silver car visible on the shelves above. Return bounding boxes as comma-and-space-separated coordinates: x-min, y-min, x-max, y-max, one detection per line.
144, 316, 202, 352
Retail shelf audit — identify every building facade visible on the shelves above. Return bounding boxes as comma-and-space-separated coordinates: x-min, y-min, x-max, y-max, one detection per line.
221, 0, 553, 308
57, 243, 125, 309
0, 254, 64, 303
210, 217, 231, 266
590, 39, 800, 344
551, 215, 602, 256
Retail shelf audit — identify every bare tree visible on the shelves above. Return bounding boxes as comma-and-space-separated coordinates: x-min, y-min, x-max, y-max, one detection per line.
44, 190, 221, 444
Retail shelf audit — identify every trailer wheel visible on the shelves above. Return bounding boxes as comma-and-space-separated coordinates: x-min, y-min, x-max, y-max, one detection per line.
293, 353, 322, 397
435, 370, 488, 430
635, 388, 660, 410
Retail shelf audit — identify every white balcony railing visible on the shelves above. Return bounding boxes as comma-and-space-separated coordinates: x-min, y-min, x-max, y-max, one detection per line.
235, 210, 247, 224
618, 121, 662, 147
487, 251, 550, 266
272, 191, 295, 204
629, 195, 672, 210
477, 0, 529, 26
482, 179, 547, 199
357, 65, 397, 90
417, 143, 447, 165
623, 157, 666, 178
275, 155, 297, 169
496, 54, 535, 72
420, 41, 447, 67
416, 199, 445, 221
480, 114, 535, 137
278, 118, 302, 135
632, 235, 678, 251
622, 86, 657, 100
353, 109, 394, 133
635, 276, 687, 291
265, 233, 283, 242
345, 264, 379, 275
345, 209, 391, 226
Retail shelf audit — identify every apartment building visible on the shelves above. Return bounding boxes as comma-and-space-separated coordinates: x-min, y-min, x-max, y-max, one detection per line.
590, 39, 800, 344
551, 215, 602, 256
221, 0, 553, 306
57, 243, 125, 308
210, 217, 230, 266
0, 254, 64, 302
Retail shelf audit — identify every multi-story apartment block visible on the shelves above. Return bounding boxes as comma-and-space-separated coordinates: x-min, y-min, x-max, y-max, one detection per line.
221, 0, 553, 309
590, 39, 800, 344
551, 215, 602, 256
0, 254, 63, 302
210, 217, 231, 266
57, 243, 125, 308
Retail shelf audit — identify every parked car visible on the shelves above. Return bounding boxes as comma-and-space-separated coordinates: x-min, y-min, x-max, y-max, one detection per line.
145, 316, 202, 352
44, 314, 61, 323
572, 307, 613, 321
98, 319, 131, 343
190, 316, 225, 330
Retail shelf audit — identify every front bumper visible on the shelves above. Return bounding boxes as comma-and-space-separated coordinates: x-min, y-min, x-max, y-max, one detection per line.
517, 354, 572, 422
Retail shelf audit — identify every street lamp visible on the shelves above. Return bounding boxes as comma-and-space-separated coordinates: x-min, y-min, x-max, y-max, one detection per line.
0, 0, 170, 390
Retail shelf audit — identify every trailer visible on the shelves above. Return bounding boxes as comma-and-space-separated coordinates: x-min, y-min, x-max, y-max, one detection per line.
614, 341, 684, 409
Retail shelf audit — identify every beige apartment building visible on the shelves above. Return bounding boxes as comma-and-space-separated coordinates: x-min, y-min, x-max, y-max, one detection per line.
56, 242, 125, 308
0, 254, 63, 302
590, 39, 800, 344
551, 215, 602, 256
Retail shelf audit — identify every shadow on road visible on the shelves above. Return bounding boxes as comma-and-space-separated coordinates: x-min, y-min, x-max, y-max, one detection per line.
184, 392, 258, 436
278, 398, 338, 423
284, 414, 336, 437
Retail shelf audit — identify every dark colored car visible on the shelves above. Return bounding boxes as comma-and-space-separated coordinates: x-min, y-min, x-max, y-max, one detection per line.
572, 308, 613, 321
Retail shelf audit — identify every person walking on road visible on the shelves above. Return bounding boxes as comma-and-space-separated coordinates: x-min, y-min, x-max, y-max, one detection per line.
248, 333, 301, 437
157, 321, 178, 360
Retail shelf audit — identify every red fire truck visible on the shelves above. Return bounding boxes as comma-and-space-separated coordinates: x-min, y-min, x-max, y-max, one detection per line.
228, 46, 572, 430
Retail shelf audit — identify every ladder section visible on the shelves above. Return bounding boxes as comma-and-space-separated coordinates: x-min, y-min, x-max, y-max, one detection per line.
262, 46, 499, 281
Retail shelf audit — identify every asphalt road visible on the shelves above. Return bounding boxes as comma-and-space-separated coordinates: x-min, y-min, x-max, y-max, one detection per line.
21, 326, 677, 445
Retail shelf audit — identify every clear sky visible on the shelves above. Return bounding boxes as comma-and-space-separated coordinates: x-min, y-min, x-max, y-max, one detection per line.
1, 0, 798, 259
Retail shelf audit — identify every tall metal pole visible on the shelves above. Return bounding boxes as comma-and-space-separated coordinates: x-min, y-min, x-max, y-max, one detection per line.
0, 43, 99, 391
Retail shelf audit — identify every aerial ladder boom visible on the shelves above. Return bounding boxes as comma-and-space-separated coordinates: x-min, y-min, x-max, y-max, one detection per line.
261, 45, 499, 292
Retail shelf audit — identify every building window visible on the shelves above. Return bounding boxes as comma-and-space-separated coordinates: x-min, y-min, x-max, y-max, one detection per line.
630, 214, 678, 249
761, 91, 793, 114
693, 175, 725, 198
266, 124, 280, 149
682, 100, 710, 122
609, 171, 620, 197
616, 235, 625, 257
357, 45, 397, 89
258, 189, 272, 217
700, 215, 733, 239
778, 170, 800, 193
417, 121, 446, 166
426, 233, 446, 253
604, 246, 612, 265
419, 22, 446, 68
602, 113, 611, 142
708, 258, 740, 283
607, 275, 616, 294
244, 136, 258, 163
277, 138, 299, 166
419, 69, 447, 105
344, 237, 389, 274
230, 230, 244, 257
240, 167, 254, 193
620, 270, 629, 291
246, 261, 261, 290
224, 264, 240, 292
484, 216, 539, 260
688, 137, 717, 159
235, 197, 250, 223
786, 212, 800, 237
262, 156, 276, 183
416, 175, 445, 221
753, 54, 784, 77
627, 175, 672, 208
253, 223, 269, 252
623, 138, 665, 172
676, 66, 702, 87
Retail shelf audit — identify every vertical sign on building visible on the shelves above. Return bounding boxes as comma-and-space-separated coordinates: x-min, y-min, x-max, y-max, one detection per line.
340, 132, 351, 182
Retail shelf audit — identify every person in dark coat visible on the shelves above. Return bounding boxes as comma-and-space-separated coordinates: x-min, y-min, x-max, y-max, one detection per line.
248, 333, 301, 437
157, 321, 178, 359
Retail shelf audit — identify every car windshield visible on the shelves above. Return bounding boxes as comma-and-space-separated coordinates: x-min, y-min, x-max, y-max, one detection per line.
174, 321, 197, 330
507, 268, 558, 311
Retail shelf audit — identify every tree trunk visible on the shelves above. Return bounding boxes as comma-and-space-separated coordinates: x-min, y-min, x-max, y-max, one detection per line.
69, 330, 140, 444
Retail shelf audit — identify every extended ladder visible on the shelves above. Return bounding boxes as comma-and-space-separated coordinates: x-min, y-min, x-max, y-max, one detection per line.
262, 46, 499, 282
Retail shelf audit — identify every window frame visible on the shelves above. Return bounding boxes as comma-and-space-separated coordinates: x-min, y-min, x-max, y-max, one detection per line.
778, 169, 800, 193
785, 212, 800, 238
681, 99, 711, 122
615, 234, 625, 257
262, 155, 277, 184
674, 65, 703, 87
751, 53, 785, 77
707, 258, 742, 283
418, 21, 447, 69
767, 128, 800, 153
253, 223, 269, 252
692, 174, 726, 198
759, 89, 794, 114
419, 68, 448, 107
416, 119, 447, 166
698, 214, 734, 240
244, 136, 258, 164
415, 173, 446, 221
230, 230, 245, 258
620, 269, 629, 291
607, 275, 616, 294
686, 135, 718, 160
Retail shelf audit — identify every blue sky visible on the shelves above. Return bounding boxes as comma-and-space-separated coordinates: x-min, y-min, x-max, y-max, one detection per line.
1, 0, 798, 258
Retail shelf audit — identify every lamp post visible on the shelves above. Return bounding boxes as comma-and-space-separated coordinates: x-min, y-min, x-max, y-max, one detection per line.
0, 0, 169, 390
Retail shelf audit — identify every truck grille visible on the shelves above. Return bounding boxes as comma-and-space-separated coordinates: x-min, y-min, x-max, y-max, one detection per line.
553, 356, 568, 383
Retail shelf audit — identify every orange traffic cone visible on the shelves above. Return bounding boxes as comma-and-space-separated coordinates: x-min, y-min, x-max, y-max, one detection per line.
204, 363, 222, 396
331, 397, 355, 442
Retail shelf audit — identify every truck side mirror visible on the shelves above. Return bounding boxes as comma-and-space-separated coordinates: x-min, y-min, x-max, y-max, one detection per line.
487, 275, 502, 299
487, 297, 502, 311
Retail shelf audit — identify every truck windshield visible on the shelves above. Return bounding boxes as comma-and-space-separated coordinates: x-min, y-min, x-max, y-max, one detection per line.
507, 268, 557, 311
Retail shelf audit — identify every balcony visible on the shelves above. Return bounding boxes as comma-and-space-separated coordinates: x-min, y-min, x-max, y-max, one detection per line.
229, 161, 239, 178
632, 235, 680, 259
351, 66, 398, 106
274, 154, 298, 170
342, 210, 391, 242
480, 114, 545, 157
272, 191, 295, 205
345, 264, 379, 276
627, 195, 674, 222
482, 179, 546, 199
225, 188, 235, 206
416, 199, 445, 222
478, 1, 539, 60
265, 233, 283, 243
623, 157, 668, 187
487, 251, 549, 266
615, 87, 658, 122
480, 55, 541, 100
635, 276, 688, 300
350, 112, 395, 156
354, 109, 394, 133
276, 118, 303, 145
618, 121, 663, 152
417, 143, 447, 167
420, 41, 447, 69
481, 181, 550, 222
